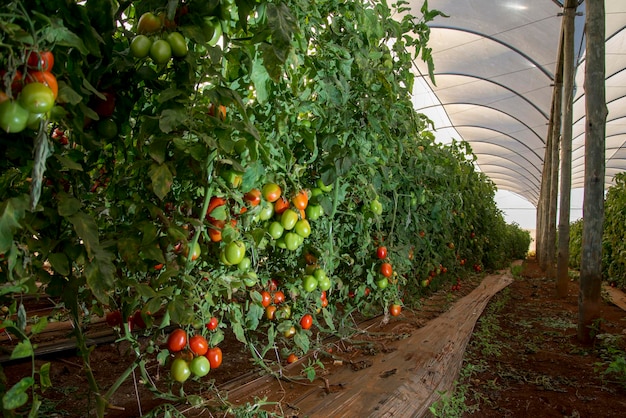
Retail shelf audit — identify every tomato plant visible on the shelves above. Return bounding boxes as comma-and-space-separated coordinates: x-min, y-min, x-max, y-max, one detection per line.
167, 329, 188, 352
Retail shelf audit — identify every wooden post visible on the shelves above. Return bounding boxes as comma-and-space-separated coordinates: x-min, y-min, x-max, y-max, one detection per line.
578, 0, 607, 344
556, 0, 578, 297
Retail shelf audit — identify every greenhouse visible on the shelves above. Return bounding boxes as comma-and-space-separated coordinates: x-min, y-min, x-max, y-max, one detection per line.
1, 0, 625, 417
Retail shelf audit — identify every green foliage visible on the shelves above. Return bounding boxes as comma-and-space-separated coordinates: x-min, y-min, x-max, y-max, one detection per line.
594, 333, 626, 389
568, 218, 584, 269
0, 0, 527, 415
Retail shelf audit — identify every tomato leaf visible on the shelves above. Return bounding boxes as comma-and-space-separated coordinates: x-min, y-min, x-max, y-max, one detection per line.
159, 108, 186, 133
10, 340, 33, 360
85, 248, 116, 304
250, 59, 270, 104
2, 377, 34, 410
30, 128, 51, 210
30, 316, 48, 335
149, 163, 173, 201
0, 195, 28, 254
57, 193, 82, 217
48, 252, 70, 276
294, 330, 310, 353
39, 362, 52, 389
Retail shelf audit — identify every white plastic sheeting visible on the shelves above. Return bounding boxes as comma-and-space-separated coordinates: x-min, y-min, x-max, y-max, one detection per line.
409, 0, 625, 207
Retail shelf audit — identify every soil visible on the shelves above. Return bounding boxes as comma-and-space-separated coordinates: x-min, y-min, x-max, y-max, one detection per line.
2, 258, 626, 417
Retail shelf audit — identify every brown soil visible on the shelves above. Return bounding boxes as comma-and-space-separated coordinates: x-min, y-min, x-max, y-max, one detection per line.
2, 258, 626, 417
460, 258, 626, 417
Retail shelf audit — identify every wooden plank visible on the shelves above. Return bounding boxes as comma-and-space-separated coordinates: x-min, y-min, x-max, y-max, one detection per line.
227, 272, 513, 417
603, 285, 626, 311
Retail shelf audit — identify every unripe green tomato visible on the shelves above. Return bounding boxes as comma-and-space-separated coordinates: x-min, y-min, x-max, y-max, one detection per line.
305, 204, 324, 221
0, 100, 29, 133
294, 219, 311, 238
166, 31, 188, 57
318, 276, 332, 291
19, 82, 55, 113
130, 34, 152, 58
238, 256, 251, 271
284, 232, 302, 251
170, 358, 191, 383
281, 209, 298, 230
258, 201, 274, 221
376, 277, 389, 289
149, 39, 172, 64
302, 275, 318, 292
224, 240, 246, 265
268, 221, 284, 239
189, 356, 210, 377
370, 199, 383, 215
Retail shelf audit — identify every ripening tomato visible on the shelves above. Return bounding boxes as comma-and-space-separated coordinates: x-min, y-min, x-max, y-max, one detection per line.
19, 82, 54, 113
189, 355, 210, 377
90, 91, 116, 117
266, 279, 279, 291
274, 196, 289, 215
186, 241, 201, 261
0, 100, 29, 133
208, 103, 227, 120
380, 262, 393, 278
170, 358, 191, 383
244, 189, 261, 206
206, 347, 223, 369
189, 335, 209, 356
206, 316, 219, 331
283, 326, 296, 338
265, 305, 277, 320
167, 328, 188, 352
292, 190, 309, 210
300, 314, 313, 330
206, 196, 227, 220
287, 353, 298, 364
377, 246, 387, 260
262, 183, 281, 203
390, 304, 402, 317
137, 12, 163, 34
27, 50, 54, 71
260, 290, 272, 307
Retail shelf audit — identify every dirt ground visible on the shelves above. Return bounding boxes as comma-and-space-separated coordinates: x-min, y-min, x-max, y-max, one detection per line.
459, 258, 626, 417
2, 258, 626, 417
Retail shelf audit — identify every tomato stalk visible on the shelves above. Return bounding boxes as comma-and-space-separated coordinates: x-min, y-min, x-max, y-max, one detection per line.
325, 177, 342, 275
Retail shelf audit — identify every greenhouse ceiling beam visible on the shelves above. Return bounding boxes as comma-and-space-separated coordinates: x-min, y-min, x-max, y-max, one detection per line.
476, 162, 540, 190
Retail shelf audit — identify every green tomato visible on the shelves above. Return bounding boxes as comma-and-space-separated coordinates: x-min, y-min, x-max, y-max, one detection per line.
19, 82, 55, 113
0, 100, 29, 133
281, 209, 299, 230
224, 240, 245, 265
130, 34, 152, 58
238, 256, 251, 271
189, 356, 210, 377
284, 232, 302, 251
277, 304, 292, 320
370, 199, 383, 215
316, 179, 333, 192
318, 276, 331, 291
203, 17, 223, 46
171, 358, 191, 383
302, 275, 318, 292
258, 201, 274, 221
294, 219, 311, 238
96, 118, 118, 139
242, 272, 258, 287
150, 39, 172, 64
305, 204, 324, 221
311, 188, 323, 198
376, 277, 389, 289
166, 32, 188, 57
268, 221, 284, 239
276, 237, 287, 249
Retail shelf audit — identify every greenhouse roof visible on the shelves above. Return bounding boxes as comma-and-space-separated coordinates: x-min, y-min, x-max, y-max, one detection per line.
409, 0, 626, 206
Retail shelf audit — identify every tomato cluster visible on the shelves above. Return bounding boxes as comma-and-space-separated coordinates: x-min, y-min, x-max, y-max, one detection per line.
129, 12, 188, 66
0, 50, 57, 133
166, 328, 222, 383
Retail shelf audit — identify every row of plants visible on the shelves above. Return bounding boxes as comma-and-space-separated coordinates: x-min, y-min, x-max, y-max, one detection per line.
0, 0, 530, 416
569, 172, 626, 289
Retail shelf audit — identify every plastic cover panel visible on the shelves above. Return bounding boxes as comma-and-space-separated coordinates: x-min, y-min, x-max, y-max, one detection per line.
408, 0, 626, 206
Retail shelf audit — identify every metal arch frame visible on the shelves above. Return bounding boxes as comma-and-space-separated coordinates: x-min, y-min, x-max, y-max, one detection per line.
571, 133, 626, 167
571, 112, 626, 157
424, 72, 551, 121
476, 162, 541, 188
427, 25, 556, 80
435, 123, 544, 171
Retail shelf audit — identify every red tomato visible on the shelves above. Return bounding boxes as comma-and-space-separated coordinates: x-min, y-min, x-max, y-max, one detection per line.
266, 279, 279, 292
244, 189, 261, 206
133, 310, 146, 329
300, 314, 313, 330
206, 196, 227, 220
381, 262, 393, 278
273, 196, 289, 214
273, 290, 285, 305
287, 353, 298, 364
206, 316, 219, 331
206, 347, 223, 369
91, 91, 116, 117
167, 328, 187, 352
390, 304, 402, 317
265, 305, 277, 320
189, 335, 209, 356
292, 190, 309, 210
262, 183, 281, 203
105, 310, 123, 327
208, 103, 227, 121
260, 290, 272, 307
26, 50, 54, 71
377, 246, 387, 259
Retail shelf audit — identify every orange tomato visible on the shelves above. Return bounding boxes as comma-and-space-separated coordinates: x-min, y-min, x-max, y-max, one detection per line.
274, 196, 289, 214
292, 190, 309, 210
